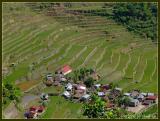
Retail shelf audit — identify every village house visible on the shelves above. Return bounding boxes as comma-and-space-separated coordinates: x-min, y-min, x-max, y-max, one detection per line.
62, 91, 71, 99
65, 83, 73, 91
130, 90, 140, 99
46, 73, 53, 82
60, 65, 72, 75
142, 100, 153, 105
73, 90, 86, 99
61, 77, 67, 82
141, 92, 147, 97
73, 84, 87, 99
99, 84, 110, 93
53, 76, 61, 85
53, 66, 72, 84
53, 80, 61, 86
80, 94, 91, 102
145, 95, 157, 103
40, 93, 49, 101
98, 92, 105, 97
76, 85, 86, 91
53, 73, 66, 86
25, 106, 45, 119
101, 84, 110, 90
129, 98, 139, 107
110, 87, 122, 97
45, 81, 53, 86
147, 93, 154, 96
94, 84, 101, 89
54, 73, 64, 81
123, 93, 131, 97
115, 87, 122, 92
24, 111, 37, 119
45, 73, 54, 86
137, 94, 145, 102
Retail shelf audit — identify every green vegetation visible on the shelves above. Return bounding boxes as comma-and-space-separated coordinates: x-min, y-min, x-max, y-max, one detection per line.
82, 94, 105, 118
120, 110, 158, 119
82, 94, 129, 119
2, 2, 157, 119
41, 87, 83, 119
2, 83, 22, 108
84, 77, 95, 88
113, 3, 157, 41
142, 104, 158, 115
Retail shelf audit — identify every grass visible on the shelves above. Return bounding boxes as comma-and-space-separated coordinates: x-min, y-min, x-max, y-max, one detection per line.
71, 46, 95, 69
3, 62, 30, 84
2, 2, 158, 118
41, 96, 83, 119
116, 53, 129, 71
17, 80, 40, 92
142, 104, 158, 115
41, 86, 83, 119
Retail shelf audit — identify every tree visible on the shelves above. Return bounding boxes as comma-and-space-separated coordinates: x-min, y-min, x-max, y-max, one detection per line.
116, 96, 131, 107
84, 77, 95, 88
82, 94, 105, 118
113, 3, 157, 41
2, 83, 22, 106
104, 109, 117, 119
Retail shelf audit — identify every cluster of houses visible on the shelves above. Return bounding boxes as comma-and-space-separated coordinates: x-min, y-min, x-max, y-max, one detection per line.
24, 64, 157, 118
24, 93, 49, 119
123, 90, 157, 107
45, 65, 72, 86
24, 65, 73, 119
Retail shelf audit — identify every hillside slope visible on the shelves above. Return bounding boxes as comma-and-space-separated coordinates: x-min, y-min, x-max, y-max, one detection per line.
2, 2, 158, 118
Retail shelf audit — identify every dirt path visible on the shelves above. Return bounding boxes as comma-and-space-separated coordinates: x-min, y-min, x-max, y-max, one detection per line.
3, 103, 20, 119
20, 94, 39, 108
3, 94, 39, 119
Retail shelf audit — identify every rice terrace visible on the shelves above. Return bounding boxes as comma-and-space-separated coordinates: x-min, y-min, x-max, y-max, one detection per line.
2, 2, 158, 119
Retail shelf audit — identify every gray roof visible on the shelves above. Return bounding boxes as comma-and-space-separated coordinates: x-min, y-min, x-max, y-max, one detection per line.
141, 93, 147, 96
115, 87, 122, 91
63, 91, 71, 97
130, 98, 139, 103
65, 83, 73, 90
81, 94, 90, 99
98, 92, 105, 96
94, 84, 101, 88
124, 93, 131, 96
147, 93, 154, 96
138, 94, 144, 99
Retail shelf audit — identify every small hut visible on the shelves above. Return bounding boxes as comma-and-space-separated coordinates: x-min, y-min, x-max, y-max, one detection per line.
40, 93, 49, 101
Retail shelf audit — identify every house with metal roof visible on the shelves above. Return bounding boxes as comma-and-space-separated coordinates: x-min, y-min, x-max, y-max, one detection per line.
65, 83, 73, 91
62, 91, 71, 98
129, 98, 139, 107
80, 94, 91, 102
60, 65, 72, 75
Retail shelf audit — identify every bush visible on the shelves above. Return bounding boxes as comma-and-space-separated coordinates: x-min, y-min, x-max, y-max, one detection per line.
84, 77, 95, 88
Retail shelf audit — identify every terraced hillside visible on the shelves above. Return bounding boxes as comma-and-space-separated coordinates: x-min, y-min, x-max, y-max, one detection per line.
2, 3, 158, 119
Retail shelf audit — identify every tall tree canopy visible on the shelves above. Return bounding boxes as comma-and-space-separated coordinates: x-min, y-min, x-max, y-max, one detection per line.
82, 94, 105, 118
2, 83, 22, 106
113, 3, 157, 41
